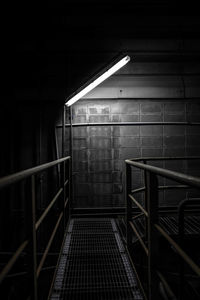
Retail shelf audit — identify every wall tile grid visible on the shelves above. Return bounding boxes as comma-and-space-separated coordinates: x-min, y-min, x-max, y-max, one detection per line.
71, 100, 200, 208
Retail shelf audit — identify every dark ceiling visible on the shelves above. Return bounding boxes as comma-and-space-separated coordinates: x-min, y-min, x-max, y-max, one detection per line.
11, 0, 200, 106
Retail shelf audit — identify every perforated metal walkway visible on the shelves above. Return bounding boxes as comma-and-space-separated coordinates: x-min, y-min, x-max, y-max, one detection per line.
51, 218, 143, 300
132, 215, 200, 243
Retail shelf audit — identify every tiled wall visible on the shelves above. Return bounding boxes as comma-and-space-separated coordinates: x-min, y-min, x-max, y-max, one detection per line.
71, 99, 200, 208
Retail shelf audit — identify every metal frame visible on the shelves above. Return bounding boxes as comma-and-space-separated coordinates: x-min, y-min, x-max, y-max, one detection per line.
178, 198, 200, 299
125, 156, 200, 300
57, 121, 200, 128
0, 156, 71, 300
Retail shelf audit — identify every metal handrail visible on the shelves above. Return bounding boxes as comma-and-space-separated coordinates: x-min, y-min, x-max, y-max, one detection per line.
0, 156, 70, 190
132, 185, 189, 194
57, 121, 200, 128
0, 240, 29, 283
125, 156, 200, 300
157, 271, 177, 300
128, 156, 200, 162
129, 194, 148, 217
129, 221, 148, 255
0, 156, 71, 300
154, 223, 200, 277
35, 187, 63, 230
125, 159, 200, 188
36, 211, 63, 277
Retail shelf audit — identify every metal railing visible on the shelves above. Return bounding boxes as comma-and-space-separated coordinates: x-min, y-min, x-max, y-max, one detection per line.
0, 156, 71, 300
125, 156, 200, 300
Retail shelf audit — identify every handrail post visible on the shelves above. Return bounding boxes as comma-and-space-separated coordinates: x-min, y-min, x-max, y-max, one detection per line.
29, 175, 38, 300
143, 159, 148, 286
68, 158, 71, 218
178, 198, 200, 300
62, 161, 66, 233
126, 163, 132, 251
143, 159, 148, 242
146, 171, 159, 300
178, 200, 185, 300
62, 106, 66, 232
69, 106, 74, 208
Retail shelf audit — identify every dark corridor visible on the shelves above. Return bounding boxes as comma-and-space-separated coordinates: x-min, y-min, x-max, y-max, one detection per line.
0, 155, 200, 300
1, 1, 200, 299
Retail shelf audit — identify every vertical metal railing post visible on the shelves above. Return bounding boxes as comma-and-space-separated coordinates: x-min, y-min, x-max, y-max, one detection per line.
143, 159, 148, 242
62, 161, 66, 233
126, 163, 132, 251
68, 158, 71, 218
29, 175, 38, 300
178, 203, 185, 300
70, 106, 74, 207
146, 171, 159, 300
62, 106, 66, 232
142, 159, 148, 285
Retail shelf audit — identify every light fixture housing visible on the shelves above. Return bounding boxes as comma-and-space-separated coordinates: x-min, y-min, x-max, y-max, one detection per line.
65, 55, 130, 107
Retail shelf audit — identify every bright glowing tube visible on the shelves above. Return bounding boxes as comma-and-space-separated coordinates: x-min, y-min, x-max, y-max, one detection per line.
65, 55, 130, 106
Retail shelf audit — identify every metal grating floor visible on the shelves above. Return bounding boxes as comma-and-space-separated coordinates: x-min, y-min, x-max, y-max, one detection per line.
132, 215, 200, 242
51, 218, 143, 300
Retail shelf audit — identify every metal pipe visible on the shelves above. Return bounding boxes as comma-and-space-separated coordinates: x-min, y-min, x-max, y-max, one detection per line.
29, 175, 38, 300
69, 106, 73, 210
114, 73, 200, 77
54, 127, 61, 185
72, 206, 125, 211
126, 164, 132, 250
129, 221, 148, 256
178, 199, 200, 238
132, 213, 144, 220
68, 159, 71, 218
0, 240, 28, 283
64, 179, 69, 186
129, 156, 200, 162
57, 121, 200, 128
71, 212, 125, 217
143, 160, 148, 243
62, 106, 66, 232
126, 160, 200, 188
35, 188, 63, 230
157, 271, 177, 300
0, 155, 71, 299
131, 186, 146, 194
146, 172, 159, 300
62, 106, 65, 159
129, 194, 148, 217
158, 185, 189, 190
154, 223, 200, 277
178, 198, 200, 299
65, 197, 69, 208
37, 212, 63, 278
0, 157, 70, 190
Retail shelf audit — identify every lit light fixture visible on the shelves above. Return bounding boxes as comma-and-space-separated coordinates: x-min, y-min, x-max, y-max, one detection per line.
65, 55, 130, 106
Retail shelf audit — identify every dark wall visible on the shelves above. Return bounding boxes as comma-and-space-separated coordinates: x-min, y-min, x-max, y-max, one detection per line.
0, 102, 64, 250
0, 103, 63, 175
72, 99, 200, 208
0, 102, 67, 298
70, 38, 200, 208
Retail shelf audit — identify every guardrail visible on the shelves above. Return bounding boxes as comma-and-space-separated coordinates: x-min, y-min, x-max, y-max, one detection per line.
0, 156, 71, 300
125, 156, 200, 300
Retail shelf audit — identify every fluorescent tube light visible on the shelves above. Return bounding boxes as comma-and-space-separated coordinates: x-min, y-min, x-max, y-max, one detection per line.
65, 55, 130, 107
